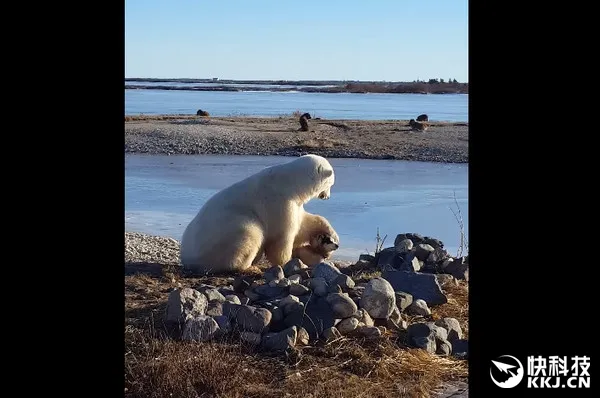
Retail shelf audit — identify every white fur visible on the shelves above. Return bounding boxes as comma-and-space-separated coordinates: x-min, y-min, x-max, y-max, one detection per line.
180, 154, 337, 273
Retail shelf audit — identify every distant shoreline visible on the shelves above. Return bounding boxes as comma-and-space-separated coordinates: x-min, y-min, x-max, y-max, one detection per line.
125, 78, 468, 95
125, 115, 469, 164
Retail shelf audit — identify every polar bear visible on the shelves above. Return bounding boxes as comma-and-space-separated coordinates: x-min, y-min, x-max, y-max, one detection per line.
180, 154, 339, 274
292, 232, 340, 266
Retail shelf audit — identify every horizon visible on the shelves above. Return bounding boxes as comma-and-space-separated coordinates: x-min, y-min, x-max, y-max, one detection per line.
125, 0, 468, 83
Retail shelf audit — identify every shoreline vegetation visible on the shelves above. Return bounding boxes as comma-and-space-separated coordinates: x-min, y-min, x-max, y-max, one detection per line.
125, 115, 469, 164
125, 78, 469, 95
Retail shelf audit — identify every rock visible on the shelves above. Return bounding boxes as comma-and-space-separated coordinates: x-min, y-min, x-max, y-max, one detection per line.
376, 247, 400, 269
397, 252, 421, 272
353, 308, 374, 327
283, 258, 308, 277
182, 315, 220, 342
297, 327, 310, 345
225, 294, 242, 305
382, 270, 448, 306
441, 258, 454, 270
165, 288, 208, 324
359, 254, 375, 263
279, 294, 300, 308
244, 289, 261, 302
224, 303, 272, 334
407, 322, 437, 353
218, 286, 236, 297
435, 317, 463, 342
326, 293, 358, 318
212, 315, 232, 335
336, 317, 360, 334
289, 283, 310, 296
233, 275, 254, 293
408, 299, 431, 316
308, 277, 329, 296
206, 300, 223, 317
264, 265, 284, 283
312, 262, 342, 284
422, 237, 444, 249
195, 286, 226, 302
415, 244, 435, 261
333, 274, 355, 291
395, 233, 424, 246
240, 297, 250, 305
360, 277, 396, 319
427, 247, 449, 265
452, 339, 468, 359
395, 239, 414, 253
434, 274, 457, 288
395, 291, 414, 312
254, 284, 287, 299
282, 301, 305, 317
277, 278, 292, 288
387, 318, 408, 331
240, 331, 262, 345
322, 327, 342, 341
389, 306, 402, 324
436, 338, 452, 356
427, 322, 449, 341
284, 296, 336, 340
357, 326, 382, 338
261, 326, 297, 352
445, 260, 469, 281
271, 307, 284, 323
288, 274, 302, 284
299, 269, 312, 280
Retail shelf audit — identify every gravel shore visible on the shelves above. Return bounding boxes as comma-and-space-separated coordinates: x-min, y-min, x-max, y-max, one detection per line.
125, 115, 468, 163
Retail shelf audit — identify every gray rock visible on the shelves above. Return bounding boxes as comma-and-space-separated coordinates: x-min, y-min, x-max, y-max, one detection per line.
336, 317, 360, 334
452, 339, 468, 359
328, 284, 343, 294
395, 291, 414, 312
435, 317, 463, 342
212, 315, 231, 335
165, 288, 208, 324
225, 294, 242, 305
297, 327, 310, 345
353, 308, 374, 327
322, 326, 342, 341
427, 247, 449, 265
233, 275, 254, 293
415, 244, 436, 261
196, 286, 226, 303
389, 306, 402, 324
240, 331, 262, 345
397, 251, 421, 272
333, 274, 355, 291
299, 269, 312, 280
205, 300, 223, 317
395, 239, 414, 253
277, 278, 291, 288
376, 247, 400, 269
395, 233, 424, 246
261, 326, 297, 351
312, 262, 342, 284
441, 258, 454, 270
308, 277, 329, 296
356, 326, 382, 338
288, 274, 302, 284
387, 318, 408, 331
254, 284, 287, 299
217, 286, 236, 297
271, 306, 284, 323
360, 277, 396, 319
407, 299, 431, 316
224, 303, 272, 334
239, 297, 250, 305
445, 260, 469, 281
283, 258, 307, 277
436, 338, 452, 356
435, 274, 457, 288
244, 289, 261, 302
264, 265, 284, 283
182, 315, 220, 342
289, 283, 310, 296
422, 236, 444, 249
326, 293, 358, 318
427, 322, 449, 341
284, 296, 336, 340
359, 254, 376, 263
407, 322, 437, 353
382, 270, 448, 306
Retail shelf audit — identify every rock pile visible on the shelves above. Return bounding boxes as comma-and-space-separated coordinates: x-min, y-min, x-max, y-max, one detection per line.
164, 232, 468, 359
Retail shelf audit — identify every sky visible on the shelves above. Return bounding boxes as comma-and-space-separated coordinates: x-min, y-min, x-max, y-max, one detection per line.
125, 0, 468, 82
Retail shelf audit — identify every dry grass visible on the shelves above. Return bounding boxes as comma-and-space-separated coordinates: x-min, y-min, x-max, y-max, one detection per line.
125, 260, 468, 398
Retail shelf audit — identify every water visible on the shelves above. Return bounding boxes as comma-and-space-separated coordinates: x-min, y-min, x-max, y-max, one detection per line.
125, 89, 468, 122
125, 154, 469, 262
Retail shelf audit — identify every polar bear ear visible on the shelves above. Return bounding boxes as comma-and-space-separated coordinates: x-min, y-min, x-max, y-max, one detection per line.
317, 164, 333, 177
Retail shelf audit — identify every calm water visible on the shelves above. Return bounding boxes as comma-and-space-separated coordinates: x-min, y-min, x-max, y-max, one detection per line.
125, 89, 468, 122
125, 154, 469, 262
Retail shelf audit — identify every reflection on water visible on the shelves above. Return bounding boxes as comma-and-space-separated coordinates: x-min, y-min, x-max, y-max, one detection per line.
125, 154, 468, 261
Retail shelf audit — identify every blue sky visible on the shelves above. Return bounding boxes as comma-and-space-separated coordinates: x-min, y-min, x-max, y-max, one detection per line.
125, 0, 468, 82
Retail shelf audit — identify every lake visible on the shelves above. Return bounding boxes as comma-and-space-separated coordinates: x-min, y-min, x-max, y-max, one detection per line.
125, 154, 469, 262
125, 89, 468, 122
